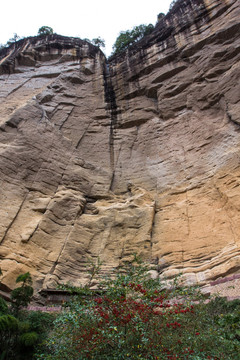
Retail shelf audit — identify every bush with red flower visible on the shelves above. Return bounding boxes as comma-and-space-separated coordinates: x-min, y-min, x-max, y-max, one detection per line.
36, 257, 240, 359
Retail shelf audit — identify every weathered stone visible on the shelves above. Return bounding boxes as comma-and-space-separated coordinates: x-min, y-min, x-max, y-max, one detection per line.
0, 0, 240, 295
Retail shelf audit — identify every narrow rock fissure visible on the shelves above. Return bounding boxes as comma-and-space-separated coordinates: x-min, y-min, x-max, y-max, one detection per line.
102, 63, 118, 174
23, 223, 39, 243
0, 191, 29, 245
76, 122, 92, 149
59, 106, 75, 130
150, 201, 157, 248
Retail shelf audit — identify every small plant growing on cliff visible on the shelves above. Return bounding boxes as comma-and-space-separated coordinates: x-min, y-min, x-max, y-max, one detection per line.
38, 26, 54, 36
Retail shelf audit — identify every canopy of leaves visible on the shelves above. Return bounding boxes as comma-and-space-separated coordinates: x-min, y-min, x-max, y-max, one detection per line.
15, 272, 32, 286
11, 272, 33, 315
11, 286, 34, 307
0, 314, 19, 332
38, 26, 54, 36
83, 37, 105, 50
0, 298, 8, 315
91, 37, 105, 48
19, 331, 38, 347
112, 23, 154, 55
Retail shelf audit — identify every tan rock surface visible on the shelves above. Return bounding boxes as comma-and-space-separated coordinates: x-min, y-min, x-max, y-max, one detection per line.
0, 0, 240, 296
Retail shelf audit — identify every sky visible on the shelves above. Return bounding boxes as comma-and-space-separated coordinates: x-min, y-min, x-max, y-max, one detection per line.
0, 0, 173, 56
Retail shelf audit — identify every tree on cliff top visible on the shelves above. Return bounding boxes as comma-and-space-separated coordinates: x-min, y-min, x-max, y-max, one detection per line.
83, 37, 105, 50
38, 26, 54, 36
112, 23, 154, 55
7, 33, 20, 46
91, 37, 105, 49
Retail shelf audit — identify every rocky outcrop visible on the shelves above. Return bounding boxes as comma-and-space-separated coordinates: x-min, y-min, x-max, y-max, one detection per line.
0, 0, 240, 296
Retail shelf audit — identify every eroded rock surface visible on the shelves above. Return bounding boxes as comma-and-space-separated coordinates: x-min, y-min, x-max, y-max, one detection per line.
0, 0, 240, 295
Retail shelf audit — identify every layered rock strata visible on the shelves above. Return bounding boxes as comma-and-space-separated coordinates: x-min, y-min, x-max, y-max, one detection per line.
0, 0, 239, 295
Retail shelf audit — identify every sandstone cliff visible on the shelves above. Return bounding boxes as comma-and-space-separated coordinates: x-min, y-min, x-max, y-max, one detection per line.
0, 0, 239, 296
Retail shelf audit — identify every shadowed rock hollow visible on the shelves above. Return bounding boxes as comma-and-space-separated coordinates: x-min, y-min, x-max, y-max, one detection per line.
0, 0, 240, 296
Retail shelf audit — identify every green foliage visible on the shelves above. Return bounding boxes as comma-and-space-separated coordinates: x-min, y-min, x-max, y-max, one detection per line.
83, 37, 105, 50
11, 286, 33, 308
206, 297, 240, 343
19, 331, 38, 347
0, 314, 39, 359
112, 24, 154, 55
36, 258, 240, 360
0, 314, 18, 332
21, 310, 56, 336
11, 272, 33, 315
0, 271, 55, 359
15, 272, 32, 285
91, 37, 105, 49
38, 26, 54, 36
7, 33, 20, 46
0, 315, 19, 360
157, 12, 165, 21
0, 298, 8, 315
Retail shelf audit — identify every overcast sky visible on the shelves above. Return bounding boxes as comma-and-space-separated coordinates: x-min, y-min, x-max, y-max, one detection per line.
0, 0, 173, 56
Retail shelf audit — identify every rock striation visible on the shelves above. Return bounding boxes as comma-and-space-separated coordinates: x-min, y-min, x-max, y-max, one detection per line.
0, 0, 240, 296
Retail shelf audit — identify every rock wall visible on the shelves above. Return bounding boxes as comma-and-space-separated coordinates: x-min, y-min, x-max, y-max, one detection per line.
0, 0, 239, 295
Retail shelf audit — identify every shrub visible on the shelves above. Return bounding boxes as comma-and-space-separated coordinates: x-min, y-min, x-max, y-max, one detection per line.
36, 258, 240, 359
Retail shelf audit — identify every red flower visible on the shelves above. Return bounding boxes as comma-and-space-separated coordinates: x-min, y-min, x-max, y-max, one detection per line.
195, 332, 200, 335
94, 297, 103, 304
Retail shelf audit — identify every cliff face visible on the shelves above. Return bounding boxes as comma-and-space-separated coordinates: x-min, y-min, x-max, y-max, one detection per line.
0, 0, 240, 294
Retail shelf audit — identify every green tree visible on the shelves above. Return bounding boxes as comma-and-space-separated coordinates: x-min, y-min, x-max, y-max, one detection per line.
157, 12, 165, 21
0, 272, 44, 360
112, 23, 154, 55
11, 272, 33, 316
91, 37, 105, 49
7, 33, 20, 46
83, 37, 105, 50
38, 26, 54, 36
